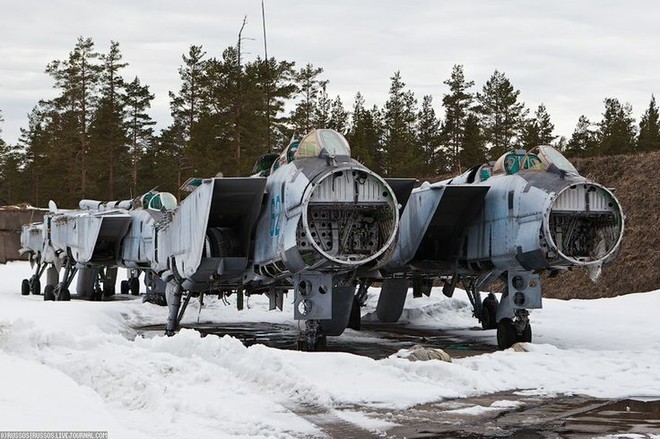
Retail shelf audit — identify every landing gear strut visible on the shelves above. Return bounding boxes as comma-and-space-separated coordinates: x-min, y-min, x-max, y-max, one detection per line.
52, 258, 77, 301
21, 259, 47, 296
462, 274, 500, 330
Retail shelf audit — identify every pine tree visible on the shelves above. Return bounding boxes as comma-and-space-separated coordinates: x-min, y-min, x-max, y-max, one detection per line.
45, 36, 103, 198
442, 65, 475, 172
346, 93, 383, 172
519, 104, 556, 148
125, 76, 156, 195
460, 113, 487, 167
328, 96, 348, 134
142, 126, 184, 197
565, 115, 598, 157
89, 41, 129, 199
167, 45, 206, 186
382, 71, 420, 176
314, 83, 331, 129
637, 95, 660, 152
198, 46, 241, 176
476, 70, 527, 159
417, 95, 443, 175
596, 98, 636, 155
169, 45, 206, 146
243, 56, 296, 158
290, 64, 327, 135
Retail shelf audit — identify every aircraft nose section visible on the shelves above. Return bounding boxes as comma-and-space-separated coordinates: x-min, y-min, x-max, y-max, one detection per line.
297, 166, 399, 268
545, 182, 624, 267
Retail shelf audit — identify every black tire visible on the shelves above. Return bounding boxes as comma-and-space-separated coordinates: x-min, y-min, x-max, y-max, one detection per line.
497, 318, 518, 350
519, 322, 532, 343
103, 282, 116, 297
21, 279, 30, 296
44, 285, 55, 301
59, 288, 71, 301
315, 334, 327, 351
31, 278, 41, 295
120, 280, 130, 295
129, 278, 140, 296
204, 228, 235, 258
347, 296, 361, 331
481, 296, 499, 330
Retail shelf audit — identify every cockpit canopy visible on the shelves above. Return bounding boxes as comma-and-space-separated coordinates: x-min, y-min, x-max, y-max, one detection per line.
294, 129, 351, 160
492, 145, 578, 176
266, 129, 352, 176
141, 191, 177, 212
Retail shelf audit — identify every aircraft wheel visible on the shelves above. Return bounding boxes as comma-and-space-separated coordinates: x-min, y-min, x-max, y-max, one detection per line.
519, 322, 532, 343
44, 285, 56, 301
481, 295, 498, 330
31, 277, 41, 295
103, 283, 116, 297
21, 279, 30, 296
92, 287, 103, 301
59, 288, 71, 302
129, 278, 140, 296
497, 318, 517, 350
347, 296, 361, 330
120, 280, 130, 295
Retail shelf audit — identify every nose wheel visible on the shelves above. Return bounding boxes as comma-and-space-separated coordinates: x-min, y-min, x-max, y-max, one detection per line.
497, 310, 532, 350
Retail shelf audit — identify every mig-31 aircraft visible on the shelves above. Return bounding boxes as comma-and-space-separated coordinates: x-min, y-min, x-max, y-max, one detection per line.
20, 129, 415, 350
366, 145, 625, 349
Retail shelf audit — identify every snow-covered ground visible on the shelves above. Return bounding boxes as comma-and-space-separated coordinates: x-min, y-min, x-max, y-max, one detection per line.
1, 261, 659, 438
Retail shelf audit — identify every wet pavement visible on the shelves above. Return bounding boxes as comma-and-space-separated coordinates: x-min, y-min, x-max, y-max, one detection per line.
135, 321, 660, 438
136, 320, 494, 359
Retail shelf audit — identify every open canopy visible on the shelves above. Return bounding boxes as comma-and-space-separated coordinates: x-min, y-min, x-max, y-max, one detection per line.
492, 145, 578, 176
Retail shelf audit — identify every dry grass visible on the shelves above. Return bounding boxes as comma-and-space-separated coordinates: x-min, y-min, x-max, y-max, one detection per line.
542, 152, 660, 298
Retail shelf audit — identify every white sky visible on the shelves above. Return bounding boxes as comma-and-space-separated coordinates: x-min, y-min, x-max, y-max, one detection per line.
1, 0, 660, 146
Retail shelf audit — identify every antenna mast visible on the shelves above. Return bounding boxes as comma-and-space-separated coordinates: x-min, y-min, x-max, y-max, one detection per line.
262, 0, 272, 152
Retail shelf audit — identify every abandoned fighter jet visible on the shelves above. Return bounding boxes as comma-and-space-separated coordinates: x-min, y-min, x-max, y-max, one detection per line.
370, 145, 624, 349
19, 195, 165, 301
19, 129, 414, 350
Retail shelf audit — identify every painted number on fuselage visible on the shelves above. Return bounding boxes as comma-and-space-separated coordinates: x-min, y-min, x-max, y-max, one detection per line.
270, 195, 282, 237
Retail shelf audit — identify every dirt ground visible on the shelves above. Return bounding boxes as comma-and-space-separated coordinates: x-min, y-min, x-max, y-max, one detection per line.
542, 152, 660, 299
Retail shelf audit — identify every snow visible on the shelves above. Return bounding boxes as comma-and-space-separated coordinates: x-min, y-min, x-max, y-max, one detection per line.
446, 399, 523, 416
1, 261, 660, 437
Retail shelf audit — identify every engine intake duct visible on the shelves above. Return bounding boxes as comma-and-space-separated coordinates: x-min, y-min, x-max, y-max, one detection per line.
298, 167, 399, 267
547, 183, 624, 264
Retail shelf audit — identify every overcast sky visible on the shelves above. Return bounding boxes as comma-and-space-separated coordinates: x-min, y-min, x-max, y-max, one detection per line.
1, 0, 660, 146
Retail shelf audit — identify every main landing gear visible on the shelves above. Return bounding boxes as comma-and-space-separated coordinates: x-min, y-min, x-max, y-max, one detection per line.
461, 273, 535, 350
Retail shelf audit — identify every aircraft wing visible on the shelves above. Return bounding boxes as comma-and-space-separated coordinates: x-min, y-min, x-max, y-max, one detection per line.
384, 183, 489, 272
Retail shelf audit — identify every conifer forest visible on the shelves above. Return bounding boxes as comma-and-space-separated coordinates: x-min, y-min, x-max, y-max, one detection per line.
0, 36, 659, 208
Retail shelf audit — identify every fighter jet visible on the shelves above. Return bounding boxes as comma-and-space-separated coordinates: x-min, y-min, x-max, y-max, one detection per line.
369, 145, 625, 349
19, 129, 414, 350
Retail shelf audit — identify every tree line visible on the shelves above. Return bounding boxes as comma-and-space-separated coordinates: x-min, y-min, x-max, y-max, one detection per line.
1, 36, 659, 207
